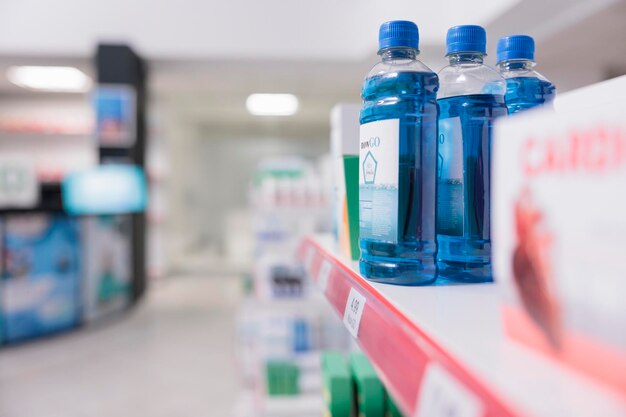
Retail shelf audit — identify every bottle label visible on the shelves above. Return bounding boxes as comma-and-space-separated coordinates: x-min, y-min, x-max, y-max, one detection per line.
437, 117, 464, 236
359, 119, 399, 243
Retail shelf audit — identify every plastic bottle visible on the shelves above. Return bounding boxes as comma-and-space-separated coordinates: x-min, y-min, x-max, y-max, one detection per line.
359, 21, 439, 285
436, 25, 507, 282
496, 35, 556, 114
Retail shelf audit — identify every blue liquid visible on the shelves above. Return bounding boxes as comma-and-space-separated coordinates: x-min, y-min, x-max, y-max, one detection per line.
436, 94, 507, 282
359, 71, 439, 285
505, 76, 555, 114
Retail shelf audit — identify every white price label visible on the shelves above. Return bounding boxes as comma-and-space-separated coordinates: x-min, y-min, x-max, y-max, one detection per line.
317, 260, 331, 292
414, 363, 483, 417
343, 288, 366, 337
304, 246, 315, 271
0, 156, 38, 208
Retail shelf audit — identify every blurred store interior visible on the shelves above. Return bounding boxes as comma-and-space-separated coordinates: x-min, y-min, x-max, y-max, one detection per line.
0, 0, 625, 416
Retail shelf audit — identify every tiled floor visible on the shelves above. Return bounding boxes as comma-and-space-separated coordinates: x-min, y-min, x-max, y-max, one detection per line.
0, 275, 241, 417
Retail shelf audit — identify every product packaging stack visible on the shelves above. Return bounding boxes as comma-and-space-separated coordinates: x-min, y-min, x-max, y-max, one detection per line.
236, 157, 351, 416
330, 103, 360, 261
493, 75, 626, 394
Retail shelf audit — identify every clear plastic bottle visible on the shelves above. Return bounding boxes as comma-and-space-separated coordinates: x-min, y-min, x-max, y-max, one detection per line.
496, 35, 556, 114
436, 25, 507, 282
359, 21, 439, 285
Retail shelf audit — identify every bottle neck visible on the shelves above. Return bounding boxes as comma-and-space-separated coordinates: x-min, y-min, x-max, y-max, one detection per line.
447, 52, 484, 65
380, 47, 418, 62
497, 59, 535, 71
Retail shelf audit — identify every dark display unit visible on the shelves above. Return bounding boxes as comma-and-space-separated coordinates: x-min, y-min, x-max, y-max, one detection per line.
0, 44, 148, 345
95, 44, 148, 301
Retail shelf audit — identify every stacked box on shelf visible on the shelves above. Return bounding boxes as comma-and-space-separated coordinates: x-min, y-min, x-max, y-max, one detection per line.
385, 393, 403, 417
235, 297, 350, 391
266, 360, 300, 396
249, 157, 331, 301
321, 351, 404, 417
237, 156, 344, 416
321, 352, 353, 417
350, 353, 385, 417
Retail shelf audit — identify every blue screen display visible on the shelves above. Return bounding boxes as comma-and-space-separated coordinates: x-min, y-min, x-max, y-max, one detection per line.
62, 165, 147, 215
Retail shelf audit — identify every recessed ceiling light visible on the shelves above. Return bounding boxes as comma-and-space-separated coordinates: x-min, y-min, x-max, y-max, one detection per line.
246, 93, 299, 116
7, 66, 91, 92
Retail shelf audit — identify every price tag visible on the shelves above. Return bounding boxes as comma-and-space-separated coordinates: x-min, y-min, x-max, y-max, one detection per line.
0, 156, 38, 208
304, 246, 315, 271
317, 260, 331, 292
343, 288, 366, 337
414, 363, 483, 417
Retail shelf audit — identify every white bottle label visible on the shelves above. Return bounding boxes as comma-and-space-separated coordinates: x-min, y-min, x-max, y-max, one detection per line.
414, 363, 483, 417
317, 259, 331, 292
343, 287, 366, 337
359, 119, 399, 243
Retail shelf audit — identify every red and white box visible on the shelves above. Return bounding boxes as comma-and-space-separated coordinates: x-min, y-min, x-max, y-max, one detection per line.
493, 75, 626, 395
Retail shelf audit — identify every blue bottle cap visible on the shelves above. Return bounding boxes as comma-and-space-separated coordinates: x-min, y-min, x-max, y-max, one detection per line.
446, 25, 486, 55
496, 35, 535, 63
378, 20, 419, 52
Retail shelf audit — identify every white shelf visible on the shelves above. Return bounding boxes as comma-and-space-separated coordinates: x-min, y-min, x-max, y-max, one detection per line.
300, 234, 626, 417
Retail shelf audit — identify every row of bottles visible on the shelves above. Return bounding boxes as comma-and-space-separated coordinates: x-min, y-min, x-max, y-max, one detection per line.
358, 21, 555, 285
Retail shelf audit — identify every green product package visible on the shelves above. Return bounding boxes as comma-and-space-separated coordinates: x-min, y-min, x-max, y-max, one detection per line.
385, 391, 403, 417
344, 155, 360, 261
350, 353, 385, 417
266, 360, 299, 396
322, 352, 354, 417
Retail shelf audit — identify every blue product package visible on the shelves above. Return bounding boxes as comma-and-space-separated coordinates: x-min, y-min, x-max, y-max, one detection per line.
436, 25, 507, 282
292, 318, 310, 353
0, 218, 3, 344
359, 21, 439, 285
496, 35, 556, 114
1, 214, 81, 342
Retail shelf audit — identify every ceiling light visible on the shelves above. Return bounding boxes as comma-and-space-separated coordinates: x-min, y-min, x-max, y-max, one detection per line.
7, 66, 91, 92
246, 93, 299, 116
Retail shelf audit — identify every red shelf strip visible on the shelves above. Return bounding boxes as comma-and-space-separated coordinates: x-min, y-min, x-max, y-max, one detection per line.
298, 236, 522, 417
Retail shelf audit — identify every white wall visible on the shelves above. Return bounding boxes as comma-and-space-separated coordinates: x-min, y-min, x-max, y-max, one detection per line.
0, 0, 516, 60
168, 129, 328, 254
485, 0, 626, 92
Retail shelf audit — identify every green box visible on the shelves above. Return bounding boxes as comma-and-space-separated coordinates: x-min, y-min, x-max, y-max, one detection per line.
343, 155, 360, 261
385, 391, 403, 417
322, 352, 354, 417
266, 360, 299, 396
350, 353, 385, 417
